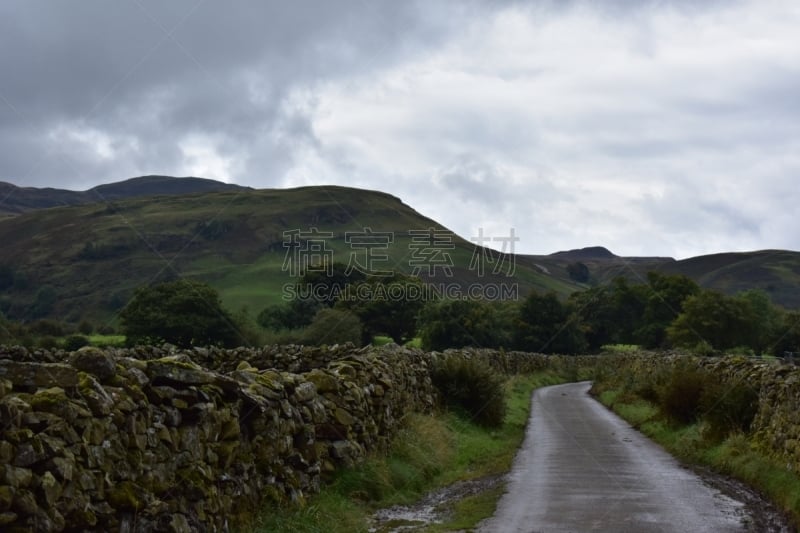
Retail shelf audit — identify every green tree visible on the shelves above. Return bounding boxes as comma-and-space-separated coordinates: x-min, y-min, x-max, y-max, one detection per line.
257, 262, 365, 332
609, 277, 648, 342
120, 280, 240, 347
28, 319, 66, 337
736, 289, 782, 355
298, 262, 365, 306
514, 291, 586, 354
418, 299, 515, 351
667, 290, 756, 352
301, 308, 363, 346
635, 272, 700, 348
257, 298, 323, 331
78, 320, 94, 335
337, 273, 427, 345
773, 310, 800, 356
569, 286, 617, 350
568, 277, 647, 351
63, 334, 90, 351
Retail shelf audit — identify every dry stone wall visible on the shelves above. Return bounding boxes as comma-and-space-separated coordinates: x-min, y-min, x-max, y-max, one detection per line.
596, 352, 800, 473
0, 343, 559, 532
0, 344, 439, 532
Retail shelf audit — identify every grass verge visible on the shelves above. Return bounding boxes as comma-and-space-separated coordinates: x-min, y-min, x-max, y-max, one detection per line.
88, 334, 126, 347
597, 386, 800, 527
252, 371, 566, 532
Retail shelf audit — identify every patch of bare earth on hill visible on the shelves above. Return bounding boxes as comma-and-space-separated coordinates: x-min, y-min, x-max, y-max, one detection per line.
692, 465, 796, 533
368, 474, 504, 532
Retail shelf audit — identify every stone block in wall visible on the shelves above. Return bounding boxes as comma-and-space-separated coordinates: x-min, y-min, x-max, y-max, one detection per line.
0, 361, 78, 388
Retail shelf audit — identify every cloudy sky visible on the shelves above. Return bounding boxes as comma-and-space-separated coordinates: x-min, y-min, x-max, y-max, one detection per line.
1, 0, 798, 258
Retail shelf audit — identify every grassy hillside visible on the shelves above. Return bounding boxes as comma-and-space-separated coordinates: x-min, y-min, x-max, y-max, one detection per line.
529, 248, 800, 309
0, 186, 582, 324
659, 250, 800, 309
0, 175, 247, 215
1, 182, 798, 326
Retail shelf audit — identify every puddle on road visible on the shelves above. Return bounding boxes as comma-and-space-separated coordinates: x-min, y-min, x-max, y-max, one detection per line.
369, 474, 505, 533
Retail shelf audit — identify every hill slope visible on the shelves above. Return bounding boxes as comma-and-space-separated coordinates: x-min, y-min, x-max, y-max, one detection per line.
0, 179, 798, 325
660, 250, 800, 308
0, 175, 249, 215
533, 247, 800, 308
0, 185, 582, 323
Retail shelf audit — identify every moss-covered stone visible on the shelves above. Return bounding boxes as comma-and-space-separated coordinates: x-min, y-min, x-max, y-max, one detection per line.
0, 378, 12, 399
0, 441, 13, 464
70, 348, 116, 382
0, 361, 78, 388
11, 488, 37, 515
13, 438, 46, 468
38, 471, 61, 507
0, 511, 17, 526
334, 407, 356, 426
0, 485, 14, 512
306, 369, 338, 393
108, 481, 147, 511
0, 343, 453, 530
19, 391, 49, 413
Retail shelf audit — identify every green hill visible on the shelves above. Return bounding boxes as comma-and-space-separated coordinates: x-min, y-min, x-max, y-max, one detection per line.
0, 185, 582, 324
1, 179, 798, 326
0, 175, 248, 215
535, 248, 800, 309
659, 250, 800, 308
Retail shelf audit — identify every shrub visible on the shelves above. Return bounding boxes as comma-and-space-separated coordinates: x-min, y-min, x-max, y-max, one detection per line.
63, 334, 90, 352
659, 366, 708, 425
691, 340, 716, 357
430, 356, 506, 428
37, 335, 60, 350
77, 320, 94, 335
120, 280, 240, 347
301, 308, 363, 346
699, 380, 759, 441
29, 319, 66, 337
97, 324, 116, 335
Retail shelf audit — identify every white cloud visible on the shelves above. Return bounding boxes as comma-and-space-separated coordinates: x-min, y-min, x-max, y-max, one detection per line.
2, 0, 799, 258
179, 134, 241, 183
276, 0, 800, 257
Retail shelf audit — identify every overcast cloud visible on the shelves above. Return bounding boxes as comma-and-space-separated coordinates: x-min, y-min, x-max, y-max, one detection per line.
1, 0, 798, 258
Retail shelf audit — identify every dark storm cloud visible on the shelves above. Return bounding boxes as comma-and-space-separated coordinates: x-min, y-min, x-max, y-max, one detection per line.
0, 0, 459, 187
1, 0, 798, 256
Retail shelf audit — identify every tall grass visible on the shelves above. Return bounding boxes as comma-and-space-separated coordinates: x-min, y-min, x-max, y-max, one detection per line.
253, 372, 566, 532
598, 383, 800, 527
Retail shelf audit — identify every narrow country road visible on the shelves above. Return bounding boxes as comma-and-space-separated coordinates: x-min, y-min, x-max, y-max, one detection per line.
478, 382, 751, 533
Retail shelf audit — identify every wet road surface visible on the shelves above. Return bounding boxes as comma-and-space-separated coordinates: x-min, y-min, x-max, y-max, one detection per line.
479, 382, 750, 532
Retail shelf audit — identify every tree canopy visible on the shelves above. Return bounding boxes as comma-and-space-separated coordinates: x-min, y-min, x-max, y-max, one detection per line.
418, 299, 515, 351
514, 291, 586, 354
336, 273, 427, 345
120, 280, 240, 347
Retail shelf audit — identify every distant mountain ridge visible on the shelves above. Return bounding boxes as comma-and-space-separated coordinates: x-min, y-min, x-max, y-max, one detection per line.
0, 175, 249, 215
550, 246, 618, 260
0, 176, 798, 323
